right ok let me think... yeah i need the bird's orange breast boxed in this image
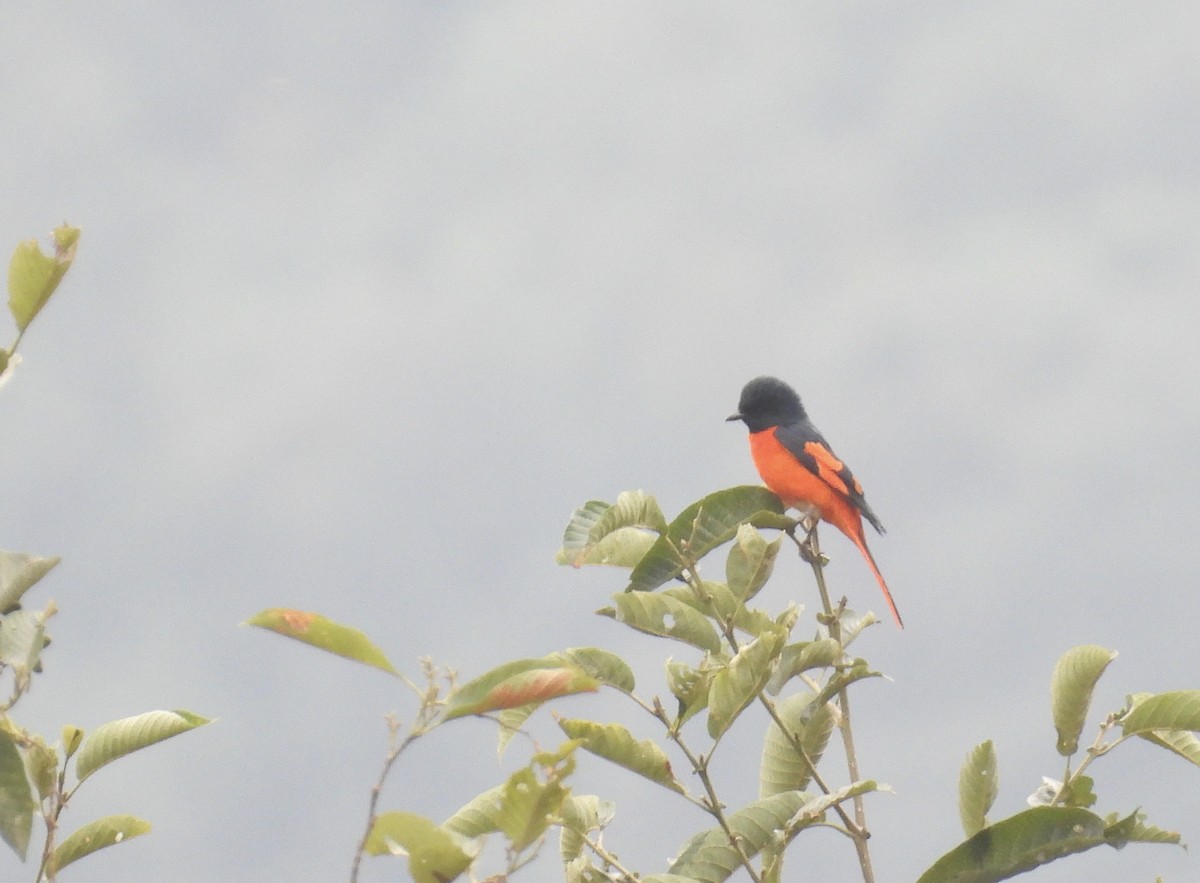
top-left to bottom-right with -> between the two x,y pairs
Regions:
748,429 -> 861,536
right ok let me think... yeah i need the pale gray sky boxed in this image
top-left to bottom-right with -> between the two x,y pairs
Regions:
2,4 -> 1198,881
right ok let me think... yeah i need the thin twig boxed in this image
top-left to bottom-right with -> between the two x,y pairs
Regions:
791,525 -> 876,883
1050,714 -> 1124,807
349,661 -> 444,882
572,828 -> 640,882
666,723 -> 763,883
349,716 -> 410,883
34,761 -> 72,882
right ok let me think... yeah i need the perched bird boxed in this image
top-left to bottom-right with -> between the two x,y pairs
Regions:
727,376 -> 902,628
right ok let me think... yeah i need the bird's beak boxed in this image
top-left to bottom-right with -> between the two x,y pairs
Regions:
726,412 -> 742,423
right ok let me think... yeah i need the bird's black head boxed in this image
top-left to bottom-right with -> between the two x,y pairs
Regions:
726,376 -> 806,432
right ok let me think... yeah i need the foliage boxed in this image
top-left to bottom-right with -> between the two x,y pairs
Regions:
0,228 -> 211,881
251,484 -> 1198,881
922,642 -> 1189,882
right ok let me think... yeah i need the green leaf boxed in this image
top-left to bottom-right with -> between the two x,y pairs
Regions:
707,627 -> 788,740
759,692 -> 836,797
670,792 -> 807,882
1058,774 -> 1096,808
74,709 -> 211,782
558,718 -> 684,794
51,815 -> 151,874
785,780 -> 880,832
0,608 -> 52,679
1050,645 -> 1117,756
664,581 -> 740,627
666,658 -> 715,726
558,793 -> 616,863
726,524 -> 782,602
498,760 -> 572,852
820,606 -> 877,646
557,500 -> 610,559
245,608 -> 398,675
442,785 -> 504,838
496,703 -> 541,758
23,734 -> 58,802
811,658 -> 881,709
444,658 -> 600,721
556,492 -> 664,568
1121,690 -> 1200,735
364,811 -> 477,882
667,787 -> 877,883
766,638 -> 841,694
576,528 -> 658,569
61,724 -> 84,759
958,741 -> 998,837
0,551 -> 60,612
8,226 -> 79,332
917,806 -> 1114,883
590,490 -> 669,539
547,647 -> 635,693
603,592 -> 722,653
1139,727 -> 1200,767
732,604 -> 780,639
0,729 -> 35,860
625,487 -> 794,593
1102,810 -> 1182,847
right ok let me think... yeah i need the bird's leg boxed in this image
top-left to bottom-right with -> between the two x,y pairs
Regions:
793,509 -> 823,564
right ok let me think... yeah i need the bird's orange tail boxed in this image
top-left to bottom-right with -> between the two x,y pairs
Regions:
849,532 -> 904,629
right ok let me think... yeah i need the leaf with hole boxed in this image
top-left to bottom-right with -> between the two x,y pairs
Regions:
603,592 -> 722,653
958,740 -> 998,837
51,815 -> 151,875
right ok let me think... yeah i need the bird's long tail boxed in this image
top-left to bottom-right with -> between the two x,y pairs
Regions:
849,532 -> 904,629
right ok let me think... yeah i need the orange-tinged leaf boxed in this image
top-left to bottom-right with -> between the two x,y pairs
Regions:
245,608 -> 397,675
444,658 -> 601,720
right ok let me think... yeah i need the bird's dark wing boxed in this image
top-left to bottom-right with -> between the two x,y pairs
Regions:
774,420 -> 885,534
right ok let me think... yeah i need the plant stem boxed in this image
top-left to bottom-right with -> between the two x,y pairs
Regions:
663,721 -> 763,883
794,525 -> 876,883
573,829 -> 640,882
349,717 -> 409,883
1051,715 -> 1123,807
349,661 -> 443,882
34,762 -> 72,883
757,693 -> 860,833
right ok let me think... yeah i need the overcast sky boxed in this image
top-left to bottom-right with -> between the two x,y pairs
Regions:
2,3 -> 1198,882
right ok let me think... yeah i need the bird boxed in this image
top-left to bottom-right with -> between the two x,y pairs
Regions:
727,375 -> 902,628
